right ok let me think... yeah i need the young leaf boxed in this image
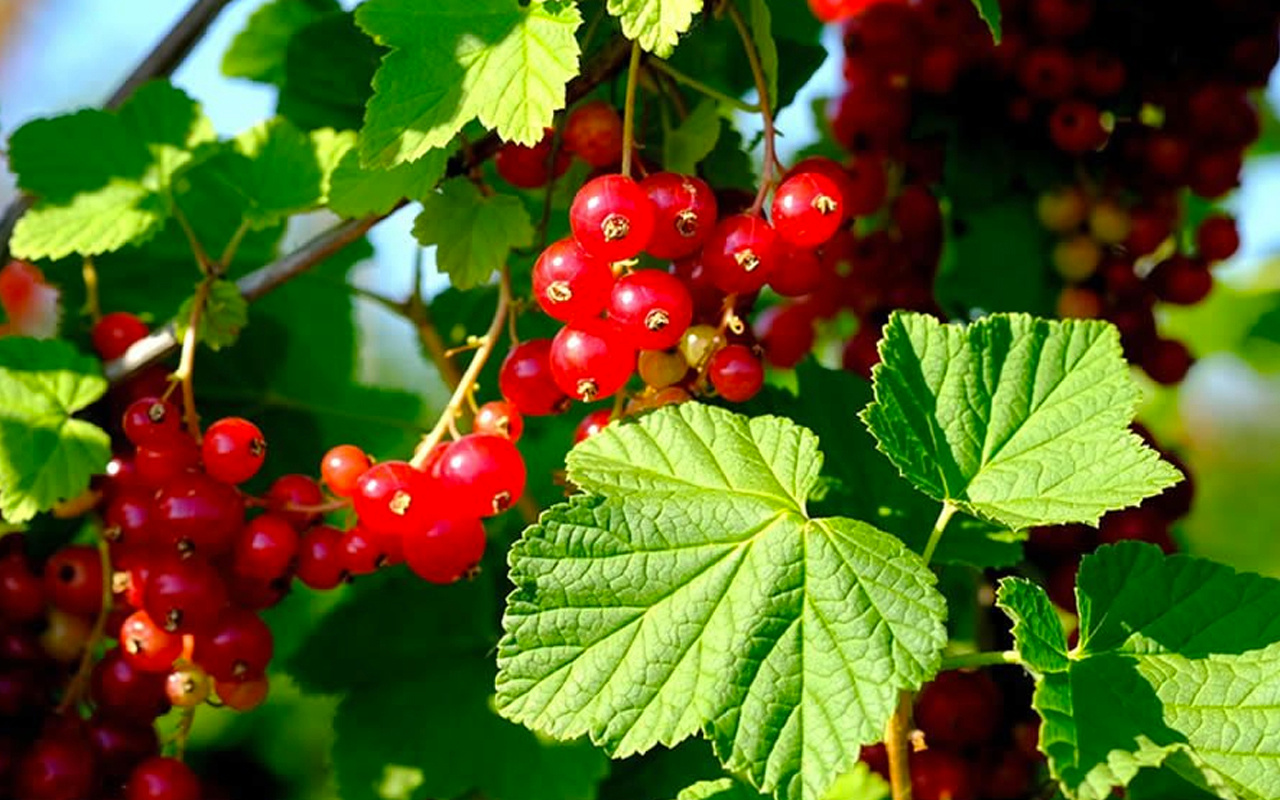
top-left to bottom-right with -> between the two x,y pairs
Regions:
221,0 -> 339,84
0,339 -> 111,523
328,143 -> 453,218
288,569 -> 609,800
175,280 -> 249,351
748,0 -> 779,105
607,0 -> 700,58
663,100 -> 722,176
497,403 -> 948,800
412,178 -> 534,289
969,0 -> 1002,42
356,0 -> 581,166
675,779 -> 767,800
10,82 -> 215,260
997,542 -> 1280,800
862,312 -> 1182,530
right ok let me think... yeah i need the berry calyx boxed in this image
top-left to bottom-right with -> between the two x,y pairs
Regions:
473,400 -> 524,442
702,214 -> 779,294
119,610 -> 184,673
771,172 -> 845,248
142,555 -> 228,634
153,472 -> 245,557
194,607 -> 274,681
122,397 -> 184,449
641,172 -> 718,259
569,174 -> 655,262
607,270 -> 695,351
532,238 -> 614,323
353,461 -> 435,536
202,417 -> 267,485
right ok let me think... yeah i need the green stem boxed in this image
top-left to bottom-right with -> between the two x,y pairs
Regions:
921,502 -> 958,566
620,40 -> 643,178
723,0 -> 777,215
940,650 -> 1019,671
647,58 -> 761,113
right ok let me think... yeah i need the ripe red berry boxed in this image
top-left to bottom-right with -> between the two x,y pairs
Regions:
143,555 -> 228,634
915,670 -> 1003,747
353,461 -> 435,536
910,749 -> 977,800
194,607 -> 274,681
122,397 -> 184,449
434,434 -> 527,518
473,400 -> 524,442
702,214 -> 779,294
87,715 -> 159,780
767,245 -> 825,298
338,526 -> 389,575
202,417 -> 267,485
574,409 -> 613,444
532,237 -> 615,323
0,558 -> 45,622
707,345 -> 765,403
153,471 -> 245,557
640,172 -> 718,259
1077,49 -> 1126,96
321,444 -> 371,498
758,304 -> 817,368
265,473 -> 325,529
232,513 -> 300,581
1149,256 -> 1213,305
570,174 -> 655,262
103,490 -> 158,547
1197,215 -> 1240,263
92,312 -> 149,360
563,100 -> 625,168
404,516 -> 487,584
499,339 -> 570,416
217,675 -> 269,711
771,172 -> 845,248
295,525 -> 347,590
550,318 -> 637,402
91,648 -> 170,720
842,325 -> 882,379
841,154 -> 889,217
607,270 -> 695,351
1049,99 -> 1108,153
125,756 -> 200,800
1017,46 -> 1077,100
120,609 -> 184,673
134,436 -> 201,488
1189,150 -> 1242,199
1141,338 -> 1194,385
1030,0 -> 1095,38
16,733 -> 97,800
43,544 -> 104,616
495,129 -> 571,189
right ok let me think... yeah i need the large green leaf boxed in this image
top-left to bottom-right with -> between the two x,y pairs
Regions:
221,0 -> 339,84
862,312 -> 1182,529
412,178 -> 534,289
969,0 -> 1002,41
328,144 -> 453,218
607,0 -> 701,58
998,542 -> 1280,800
497,403 -> 947,800
664,100 -> 722,175
277,11 -> 383,131
356,0 -> 581,166
0,339 -> 111,523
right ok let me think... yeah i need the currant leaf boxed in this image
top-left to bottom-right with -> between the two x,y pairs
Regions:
969,0 -> 1002,42
355,0 -> 581,166
221,0 -> 339,84
0,338 -> 111,523
862,312 -> 1182,530
10,82 -> 215,260
663,99 -> 722,176
497,403 -> 947,800
412,178 -> 534,290
328,143 -> 454,218
748,0 -> 779,105
175,280 -> 249,351
606,0 -> 700,58
997,542 -> 1280,800
277,11 -> 383,132
675,779 -> 766,800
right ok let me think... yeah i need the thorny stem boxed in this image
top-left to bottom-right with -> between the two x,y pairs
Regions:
723,0 -> 778,215
408,269 -> 512,471
648,58 -> 761,113
939,650 -> 1019,671
82,257 -> 101,323
620,41 -> 644,179
57,534 -> 112,714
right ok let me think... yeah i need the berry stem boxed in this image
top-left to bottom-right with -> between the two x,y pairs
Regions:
172,203 -> 215,275
56,533 -> 113,714
723,0 -> 777,216
218,218 -> 253,273
885,690 -> 914,800
648,58 -> 762,113
173,277 -> 213,441
409,268 -> 512,471
620,40 -> 643,179
921,502 -> 958,565
81,256 -> 102,323
173,705 -> 197,761
939,650 -> 1020,671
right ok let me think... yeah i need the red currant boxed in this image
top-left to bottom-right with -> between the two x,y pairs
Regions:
404,516 -> 487,584
92,312 -> 149,360
768,245 -> 825,298
499,339 -> 570,416
0,558 -> 44,622
122,397 -> 184,449
842,325 -> 882,379
338,526 -> 390,575
570,174 -> 655,261
194,607 -> 274,681
321,444 -> 371,498
43,544 -> 103,616
142,555 -> 228,634
1141,338 -> 1194,385
1077,49 -> 1126,96
640,172 -> 718,260
550,318 -> 637,402
473,400 -> 524,442
202,417 -> 267,485
134,436 -> 200,488
1189,149 -> 1242,199
434,434 -> 527,517
607,270 -> 694,351
494,129 -> 571,189
232,513 -> 299,581
1049,99 -> 1108,153
758,304 -> 817,369
915,670 -> 1003,746
217,675 -> 269,711
16,733 -> 97,800
353,461 -> 434,536
574,409 -> 613,444
1149,256 -> 1213,305
265,473 -> 325,529
564,100 -> 624,168
1197,214 -> 1240,262
771,172 -> 845,248
91,648 -> 170,720
295,525 -> 347,590
165,662 -> 211,707
532,237 -> 615,323
1030,0 -> 1094,38
153,471 -> 245,557
1017,45 -> 1077,100
120,609 -> 183,673
702,214 -> 779,294
910,749 -> 977,800
707,345 -> 765,403
125,756 -> 200,800
103,490 -> 157,547
87,715 -> 159,780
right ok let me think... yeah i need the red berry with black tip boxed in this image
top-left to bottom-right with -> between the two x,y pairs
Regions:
404,516 -> 487,584
194,607 -> 274,682
122,397 -> 184,449
434,434 -> 527,518
607,270 -> 694,351
570,174 -> 655,262
142,555 -> 228,635
119,609 -> 183,673
103,490 -> 157,548
641,172 -> 718,259
202,417 -> 267,485
532,238 -> 615,323
43,544 -> 104,616
153,471 -> 245,557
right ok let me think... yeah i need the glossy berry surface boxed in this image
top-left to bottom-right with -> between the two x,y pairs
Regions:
134,436 -> 200,488
768,244 -> 824,298
771,172 -> 845,248
473,400 -> 524,442
499,339 -> 570,416
125,756 -> 201,800
265,473 -> 325,528
91,649 -> 170,719
42,544 -> 103,616
707,345 -> 765,403
702,214 -> 779,294
231,513 -> 300,581
607,270 -> 694,351
195,607 -> 274,681
532,237 -> 614,323
217,676 -> 270,711
295,525 -> 347,590
569,174 -> 655,262
494,129 -> 570,189
574,409 -> 613,444
353,461 -> 435,536
434,434 -> 527,518
201,417 -> 267,484
339,526 -> 388,575
122,397 -> 183,449
563,100 -> 624,168
550,318 -> 637,402
16,734 -> 97,800
142,555 -> 228,634
92,311 -> 149,360
641,172 -> 718,259
119,609 -> 184,673
321,444 -> 371,498
153,471 -> 245,556
404,516 -> 487,584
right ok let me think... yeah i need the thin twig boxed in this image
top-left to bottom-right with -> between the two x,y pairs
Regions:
174,278 -> 212,439
648,58 -> 760,113
723,0 -> 778,215
620,41 -> 643,179
885,691 -> 914,800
